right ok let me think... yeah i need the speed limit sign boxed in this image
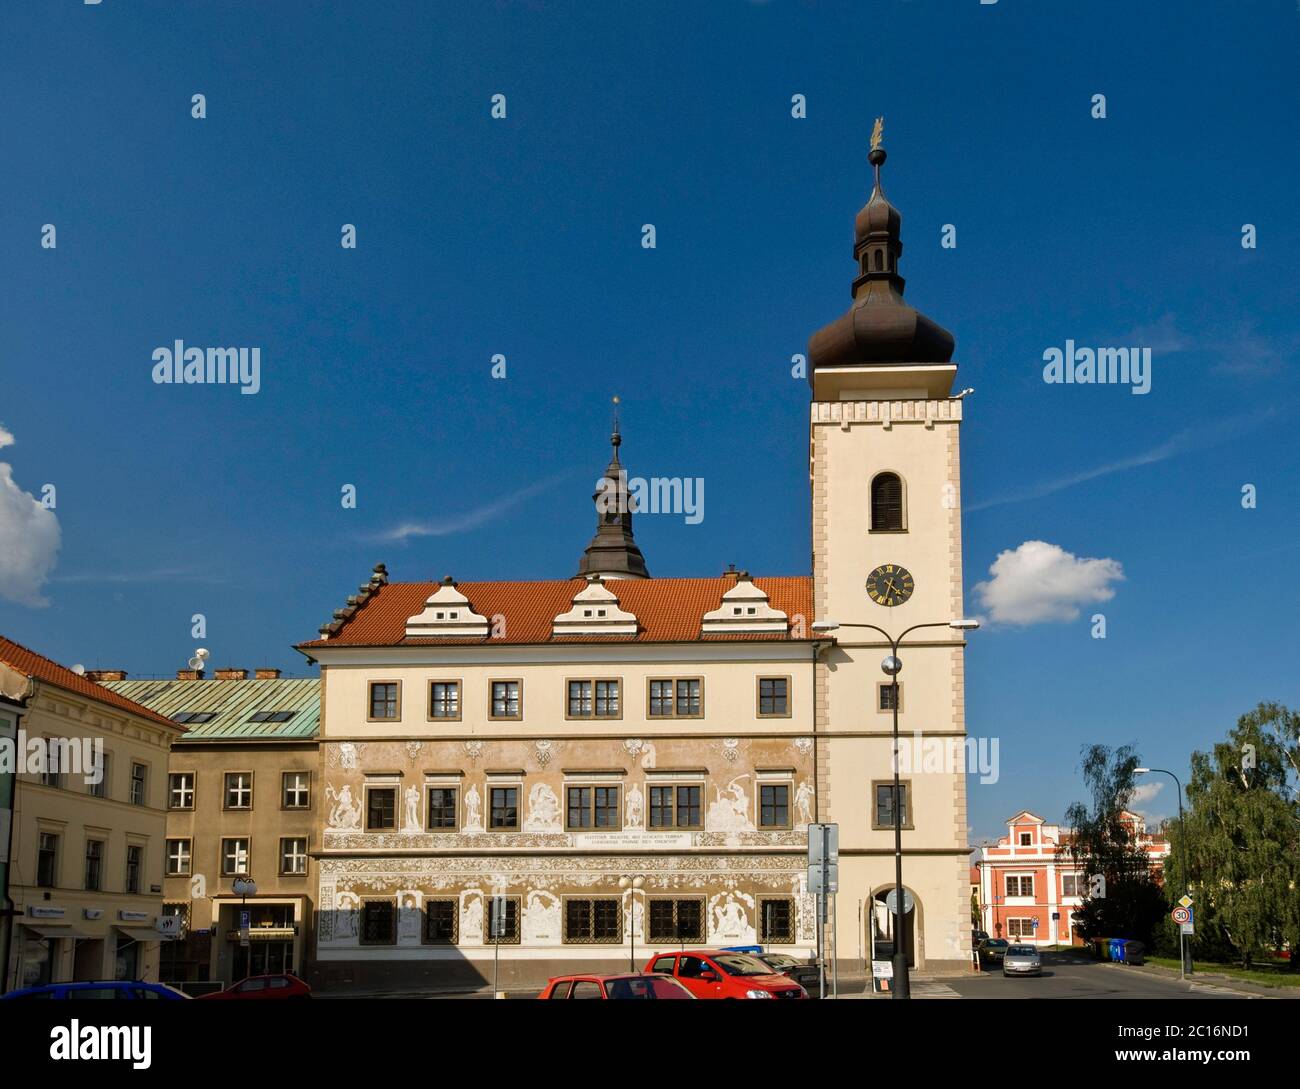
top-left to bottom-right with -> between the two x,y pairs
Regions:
1171,906 -> 1191,924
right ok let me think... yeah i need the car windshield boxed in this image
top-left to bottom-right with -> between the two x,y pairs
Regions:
1007,946 -> 1037,956
605,977 -> 692,1000
761,954 -> 798,969
984,939 -> 1009,949
713,954 -> 775,976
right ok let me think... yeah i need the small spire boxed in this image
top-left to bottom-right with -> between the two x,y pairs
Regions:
576,409 -> 649,580
609,395 -> 622,465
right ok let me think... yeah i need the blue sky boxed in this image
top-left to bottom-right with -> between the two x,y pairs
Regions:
1,1 -> 1296,843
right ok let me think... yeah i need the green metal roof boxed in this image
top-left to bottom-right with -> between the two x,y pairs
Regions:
101,678 -> 319,740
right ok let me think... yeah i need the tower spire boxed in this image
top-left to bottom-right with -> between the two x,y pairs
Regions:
575,401 -> 650,580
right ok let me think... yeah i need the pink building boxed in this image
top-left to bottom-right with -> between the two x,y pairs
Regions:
974,810 -> 1170,946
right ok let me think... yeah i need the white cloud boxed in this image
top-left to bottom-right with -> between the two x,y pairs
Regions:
973,540 -> 1123,625
1129,781 -> 1163,806
375,474 -> 568,543
0,424 -> 61,607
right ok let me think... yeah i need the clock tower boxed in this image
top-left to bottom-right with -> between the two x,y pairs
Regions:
808,126 -> 972,973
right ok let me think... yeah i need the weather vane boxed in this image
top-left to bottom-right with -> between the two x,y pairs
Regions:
870,116 -> 884,151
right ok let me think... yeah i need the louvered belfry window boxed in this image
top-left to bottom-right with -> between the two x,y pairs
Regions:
871,472 -> 904,531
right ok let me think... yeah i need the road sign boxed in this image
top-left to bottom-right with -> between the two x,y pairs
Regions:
239,909 -> 250,948
1177,894 -> 1194,909
807,823 -> 839,865
1180,921 -> 1194,935
1031,917 -> 1040,930
807,863 -> 838,894
884,888 -> 915,915
1171,906 -> 1191,925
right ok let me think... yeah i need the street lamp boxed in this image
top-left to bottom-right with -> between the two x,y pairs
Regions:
231,874 -> 257,981
1134,767 -> 1191,979
813,617 -> 979,999
618,876 -> 645,972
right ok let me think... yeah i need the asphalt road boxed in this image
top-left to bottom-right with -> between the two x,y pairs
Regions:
944,950 -> 1251,1000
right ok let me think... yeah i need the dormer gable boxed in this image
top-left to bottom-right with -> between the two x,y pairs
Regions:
552,577 -> 638,636
404,577 -> 490,638
701,573 -> 789,634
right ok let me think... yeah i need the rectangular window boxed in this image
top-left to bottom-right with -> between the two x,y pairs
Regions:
89,753 -> 109,798
873,782 -> 910,829
1007,918 -> 1033,940
125,845 -> 142,894
429,681 -> 461,720
484,897 -> 520,944
423,899 -> 458,944
366,787 -> 396,831
84,840 -> 103,891
427,787 -> 459,830
37,833 -> 58,887
361,900 -> 396,945
648,784 -> 702,829
166,838 -> 191,877
168,772 -> 194,810
1006,875 -> 1034,898
759,898 -> 795,943
758,677 -> 790,717
224,772 -> 253,810
489,786 -> 519,830
647,898 -> 705,943
760,784 -> 790,829
567,679 -> 620,718
282,771 -> 310,809
280,837 -> 308,875
648,678 -> 703,718
1061,874 -> 1080,898
1019,832 -> 1033,846
369,682 -> 400,720
878,683 -> 902,712
221,838 -> 250,876
566,785 -> 620,830
129,762 -> 147,805
40,739 -> 64,788
563,898 -> 622,944
490,680 -> 521,719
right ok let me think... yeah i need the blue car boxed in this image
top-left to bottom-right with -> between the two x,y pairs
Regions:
3,979 -> 190,1000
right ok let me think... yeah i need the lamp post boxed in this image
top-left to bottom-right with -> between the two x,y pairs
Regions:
618,876 -> 645,971
231,874 -> 257,982
1135,767 -> 1191,979
814,617 -> 979,999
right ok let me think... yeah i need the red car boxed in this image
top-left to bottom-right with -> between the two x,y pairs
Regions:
644,950 -> 807,999
198,972 -> 312,1000
538,973 -> 694,1000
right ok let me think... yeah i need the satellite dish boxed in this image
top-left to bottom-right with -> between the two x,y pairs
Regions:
187,657 -> 205,671
194,648 -> 210,661
71,664 -> 86,676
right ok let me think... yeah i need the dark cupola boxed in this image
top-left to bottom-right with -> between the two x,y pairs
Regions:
575,407 -> 650,580
808,119 -> 955,373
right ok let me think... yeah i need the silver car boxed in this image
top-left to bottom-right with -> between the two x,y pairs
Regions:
1001,944 -> 1042,977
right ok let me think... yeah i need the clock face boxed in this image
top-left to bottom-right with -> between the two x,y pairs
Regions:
867,563 -> 914,607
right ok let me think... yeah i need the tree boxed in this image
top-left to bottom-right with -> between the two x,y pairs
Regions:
1063,744 -> 1168,947
1173,702 -> 1300,969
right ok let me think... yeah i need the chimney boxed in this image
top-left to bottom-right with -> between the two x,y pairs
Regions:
176,669 -> 204,681
85,670 -> 128,682
254,668 -> 281,680
214,668 -> 249,681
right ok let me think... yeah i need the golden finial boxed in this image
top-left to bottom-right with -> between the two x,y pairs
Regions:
870,116 -> 884,152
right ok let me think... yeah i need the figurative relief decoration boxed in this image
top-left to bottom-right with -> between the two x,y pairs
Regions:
522,890 -> 561,944
327,742 -> 364,769
720,737 -> 741,763
794,780 -> 815,829
463,784 -> 485,832
623,738 -> 656,768
337,892 -> 360,940
795,874 -> 817,943
625,782 -> 645,830
533,739 -> 557,768
326,783 -> 362,830
706,775 -> 754,832
792,737 -> 814,757
622,888 -> 645,939
402,785 -> 422,832
708,890 -> 756,942
524,783 -> 563,832
459,889 -> 484,943
405,740 -> 424,761
463,740 -> 484,762
398,891 -> 422,944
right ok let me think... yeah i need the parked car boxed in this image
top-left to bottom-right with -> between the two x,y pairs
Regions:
3,980 -> 190,1000
538,973 -> 694,999
644,949 -> 807,999
976,938 -> 1010,968
197,972 -> 312,999
1001,944 -> 1042,977
753,952 -> 822,997
971,929 -> 990,950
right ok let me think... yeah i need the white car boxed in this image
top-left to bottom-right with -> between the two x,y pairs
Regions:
1002,944 -> 1042,977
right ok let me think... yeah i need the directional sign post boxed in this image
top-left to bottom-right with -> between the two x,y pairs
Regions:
808,824 -> 839,1000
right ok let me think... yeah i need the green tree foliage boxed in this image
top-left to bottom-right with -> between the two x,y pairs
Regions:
1173,702 -> 1300,969
1064,744 -> 1168,947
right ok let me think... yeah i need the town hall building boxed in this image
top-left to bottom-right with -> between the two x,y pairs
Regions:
298,131 -> 974,989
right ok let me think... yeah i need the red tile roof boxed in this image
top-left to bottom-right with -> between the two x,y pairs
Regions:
0,634 -> 183,731
298,576 -> 815,648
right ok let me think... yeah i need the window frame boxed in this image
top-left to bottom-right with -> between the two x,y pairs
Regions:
359,898 -> 397,946
168,771 -> 195,811
83,838 -> 104,891
1005,874 -> 1035,899
426,785 -> 460,832
427,680 -> 463,722
646,677 -> 704,719
129,761 -> 149,806
877,681 -> 903,713
221,837 -> 251,877
488,678 -> 523,721
422,898 -> 459,945
367,680 -> 402,722
647,783 -> 703,830
365,785 -> 398,832
88,750 -> 110,799
564,783 -> 622,832
165,837 -> 192,877
488,784 -> 521,831
869,470 -> 907,533
37,831 -> 59,888
223,771 -> 254,811
756,675 -> 792,719
279,836 -> 309,876
758,782 -> 792,830
871,780 -> 913,830
757,896 -> 796,943
646,896 -> 706,944
562,895 -> 624,945
483,895 -> 521,945
564,677 -> 624,721
281,770 -> 310,810
124,844 -> 143,894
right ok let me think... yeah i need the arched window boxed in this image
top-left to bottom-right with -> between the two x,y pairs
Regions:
870,472 -> 904,531
874,249 -> 883,271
